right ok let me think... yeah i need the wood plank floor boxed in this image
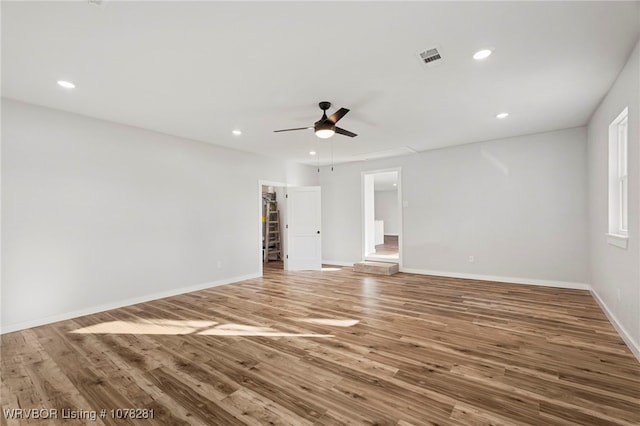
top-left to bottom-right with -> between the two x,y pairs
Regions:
374,236 -> 398,257
2,264 -> 639,425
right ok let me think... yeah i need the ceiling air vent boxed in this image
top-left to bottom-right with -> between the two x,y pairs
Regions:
418,47 -> 443,67
88,0 -> 107,8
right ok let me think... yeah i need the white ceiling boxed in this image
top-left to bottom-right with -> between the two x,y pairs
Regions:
3,1 -> 639,166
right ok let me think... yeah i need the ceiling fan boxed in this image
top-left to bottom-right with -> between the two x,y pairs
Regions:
274,101 -> 357,139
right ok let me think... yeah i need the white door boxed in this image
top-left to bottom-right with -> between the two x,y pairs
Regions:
286,186 -> 321,271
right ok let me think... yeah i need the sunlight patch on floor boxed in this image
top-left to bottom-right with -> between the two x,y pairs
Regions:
70,319 -> 217,335
70,319 -> 334,337
198,323 -> 333,337
295,318 -> 359,327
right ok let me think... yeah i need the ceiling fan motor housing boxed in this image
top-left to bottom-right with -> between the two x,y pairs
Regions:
315,120 -> 335,133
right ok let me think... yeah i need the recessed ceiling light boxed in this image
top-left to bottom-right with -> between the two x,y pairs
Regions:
496,112 -> 509,119
393,183 -> 397,187
232,129 -> 242,136
309,151 -> 317,156
57,80 -> 76,89
473,49 -> 492,60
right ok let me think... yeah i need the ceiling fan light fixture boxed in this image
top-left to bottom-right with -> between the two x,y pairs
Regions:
315,128 -> 335,139
315,121 -> 335,139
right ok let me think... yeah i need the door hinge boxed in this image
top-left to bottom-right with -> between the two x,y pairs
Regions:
286,224 -> 288,229
285,194 -> 288,198
286,254 -> 288,259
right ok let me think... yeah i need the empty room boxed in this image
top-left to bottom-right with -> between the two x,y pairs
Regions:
1,1 -> 639,425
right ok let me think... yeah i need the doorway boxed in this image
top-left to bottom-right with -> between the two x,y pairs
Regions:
362,168 -> 402,264
259,182 -> 287,273
258,181 -> 323,275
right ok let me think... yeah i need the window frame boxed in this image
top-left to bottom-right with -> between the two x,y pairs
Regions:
607,107 -> 629,248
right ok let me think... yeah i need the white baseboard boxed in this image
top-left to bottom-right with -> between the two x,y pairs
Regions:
322,260 -> 355,267
399,267 -> 590,290
590,288 -> 640,362
0,273 -> 260,335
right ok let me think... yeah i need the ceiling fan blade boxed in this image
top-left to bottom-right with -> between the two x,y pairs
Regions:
326,108 -> 350,124
273,127 -> 312,133
335,127 -> 357,138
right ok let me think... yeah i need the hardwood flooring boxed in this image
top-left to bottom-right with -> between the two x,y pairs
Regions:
2,264 -> 639,425
374,235 -> 398,257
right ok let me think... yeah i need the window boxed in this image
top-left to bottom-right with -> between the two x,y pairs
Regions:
607,107 -> 628,248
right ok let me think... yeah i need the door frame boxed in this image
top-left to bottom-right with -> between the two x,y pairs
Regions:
257,180 -> 288,277
361,167 -> 403,268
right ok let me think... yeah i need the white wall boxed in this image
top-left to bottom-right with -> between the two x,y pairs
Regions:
587,40 -> 640,356
1,99 -> 317,332
375,190 -> 399,235
322,127 -> 589,287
